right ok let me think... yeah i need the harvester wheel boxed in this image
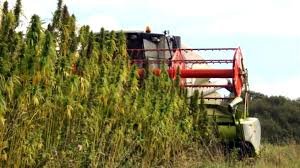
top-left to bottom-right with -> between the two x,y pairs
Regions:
238,141 -> 256,158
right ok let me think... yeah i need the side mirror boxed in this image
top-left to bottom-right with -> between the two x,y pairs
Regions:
228,96 -> 243,111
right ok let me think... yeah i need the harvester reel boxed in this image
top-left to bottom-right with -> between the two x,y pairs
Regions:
168,47 -> 246,98
232,47 -> 245,97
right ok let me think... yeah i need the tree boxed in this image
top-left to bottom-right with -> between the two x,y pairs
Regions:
13,0 -> 22,27
249,91 -> 300,143
0,1 -> 220,166
50,0 -> 63,32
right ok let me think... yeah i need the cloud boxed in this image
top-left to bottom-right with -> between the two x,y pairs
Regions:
251,77 -> 300,99
136,0 -> 300,36
208,1 -> 300,36
6,0 -> 56,20
6,0 -> 300,36
145,0 -> 300,36
83,15 -> 120,31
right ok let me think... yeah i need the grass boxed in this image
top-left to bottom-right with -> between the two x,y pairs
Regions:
173,142 -> 300,168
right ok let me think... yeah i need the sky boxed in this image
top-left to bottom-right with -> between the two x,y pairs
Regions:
4,0 -> 300,99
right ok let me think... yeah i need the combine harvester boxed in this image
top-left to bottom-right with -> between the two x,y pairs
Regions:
126,28 -> 261,156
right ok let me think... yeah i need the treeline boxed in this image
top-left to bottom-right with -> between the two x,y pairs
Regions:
249,92 -> 300,143
0,0 -> 212,167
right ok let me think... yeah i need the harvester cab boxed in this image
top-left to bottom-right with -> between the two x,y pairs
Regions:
126,30 -> 261,156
